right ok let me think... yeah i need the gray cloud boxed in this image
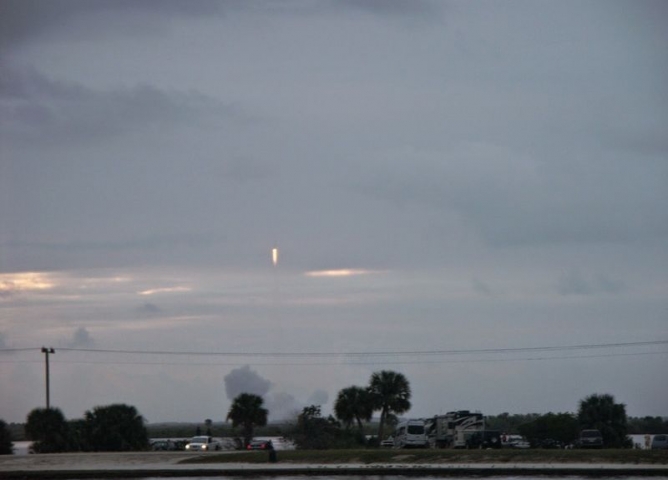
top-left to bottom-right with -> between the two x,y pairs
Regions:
349,142 -> 668,249
0,66 -> 233,148
223,365 -> 272,401
472,279 -> 493,296
333,0 -> 439,17
557,270 -> 627,296
0,0 -> 666,424
137,303 -> 162,316
67,327 -> 95,348
264,392 -> 302,422
307,389 -> 329,407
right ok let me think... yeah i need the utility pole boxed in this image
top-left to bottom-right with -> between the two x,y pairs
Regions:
41,347 -> 55,409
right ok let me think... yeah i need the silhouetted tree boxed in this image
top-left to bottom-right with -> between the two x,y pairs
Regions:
486,412 -> 541,434
517,412 -> 579,446
83,404 -> 149,451
226,393 -> 268,447
368,370 -> 411,440
578,393 -> 630,448
628,416 -> 668,434
0,420 -> 13,455
25,408 -> 71,453
290,405 -> 360,449
334,386 -> 374,431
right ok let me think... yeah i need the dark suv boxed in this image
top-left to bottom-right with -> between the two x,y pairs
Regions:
578,429 -> 603,448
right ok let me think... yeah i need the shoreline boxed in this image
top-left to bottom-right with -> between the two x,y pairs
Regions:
3,465 -> 668,479
1,452 -> 668,478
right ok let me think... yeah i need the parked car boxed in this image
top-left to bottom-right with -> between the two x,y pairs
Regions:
536,438 -> 564,449
247,439 -> 273,450
151,439 -> 177,451
467,430 -> 502,449
510,439 -> 531,449
185,436 -> 222,452
578,429 -> 603,449
380,436 -> 395,447
651,435 -> 668,450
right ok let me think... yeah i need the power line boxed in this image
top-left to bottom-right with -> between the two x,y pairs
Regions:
57,339 -> 668,357
2,339 -> 666,358
1,349 -> 666,367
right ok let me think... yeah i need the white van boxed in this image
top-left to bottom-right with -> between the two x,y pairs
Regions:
393,419 -> 428,448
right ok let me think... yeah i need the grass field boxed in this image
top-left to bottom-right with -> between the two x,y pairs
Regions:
181,448 -> 668,465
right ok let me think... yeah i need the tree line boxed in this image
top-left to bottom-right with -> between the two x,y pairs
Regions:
1,369 -> 666,454
2,404 -> 149,454
217,371 -> 653,450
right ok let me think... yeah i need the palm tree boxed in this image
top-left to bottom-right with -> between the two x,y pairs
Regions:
368,370 -> 411,440
226,393 -> 268,447
334,386 -> 374,431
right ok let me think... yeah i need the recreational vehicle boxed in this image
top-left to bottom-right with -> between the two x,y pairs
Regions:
393,419 -> 428,448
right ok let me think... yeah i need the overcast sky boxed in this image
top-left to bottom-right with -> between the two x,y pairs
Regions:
1,0 -> 666,425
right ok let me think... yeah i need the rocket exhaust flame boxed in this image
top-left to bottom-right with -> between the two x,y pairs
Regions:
272,248 -> 278,266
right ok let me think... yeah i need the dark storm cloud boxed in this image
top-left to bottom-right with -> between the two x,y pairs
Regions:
333,0 -> 439,17
0,0 -> 441,52
0,0 -> 226,49
0,65 -> 232,148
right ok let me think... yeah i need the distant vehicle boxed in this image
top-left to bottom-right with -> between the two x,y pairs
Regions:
151,439 -> 177,451
185,436 -> 222,452
651,435 -> 668,450
578,429 -> 603,449
380,436 -> 395,447
393,419 -> 429,448
536,438 -> 564,449
510,438 -> 531,449
426,410 -> 485,448
467,430 -> 502,449
501,434 -> 523,448
247,439 -> 273,450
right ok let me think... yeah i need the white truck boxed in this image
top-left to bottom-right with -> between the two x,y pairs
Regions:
185,435 -> 222,452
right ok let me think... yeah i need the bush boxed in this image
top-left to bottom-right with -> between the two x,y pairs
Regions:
0,420 -> 13,455
25,408 -> 71,453
288,405 -> 367,450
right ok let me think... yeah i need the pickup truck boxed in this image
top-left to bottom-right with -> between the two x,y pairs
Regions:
185,436 -> 222,452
